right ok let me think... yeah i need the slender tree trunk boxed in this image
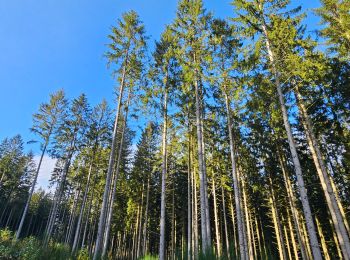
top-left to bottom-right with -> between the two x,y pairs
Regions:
296,89 -> 350,259
194,66 -> 209,252
221,185 -> 231,259
260,21 -> 322,259
93,51 -> 128,260
287,211 -> 299,260
65,187 -> 80,244
72,158 -> 94,252
102,90 -> 131,258
142,176 -> 150,256
254,214 -> 262,259
16,142 -> 48,239
249,211 -> 257,259
159,71 -> 168,260
242,178 -> 253,260
187,124 -> 192,260
193,163 -> 199,259
277,148 -> 308,260
224,91 -> 247,260
269,191 -> 287,260
44,146 -> 74,246
330,217 -> 344,259
212,178 -> 221,257
315,216 -> 331,260
229,193 -> 238,258
200,109 -> 211,248
171,186 -> 175,259
282,216 -> 292,260
137,184 -> 145,259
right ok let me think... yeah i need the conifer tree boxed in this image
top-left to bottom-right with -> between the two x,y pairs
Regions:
173,0 -> 212,252
94,10 -> 147,259
16,90 -> 67,240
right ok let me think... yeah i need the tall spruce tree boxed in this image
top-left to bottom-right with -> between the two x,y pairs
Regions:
94,10 -> 147,259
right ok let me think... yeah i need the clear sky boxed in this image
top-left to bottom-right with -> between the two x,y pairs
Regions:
0,0 -> 321,189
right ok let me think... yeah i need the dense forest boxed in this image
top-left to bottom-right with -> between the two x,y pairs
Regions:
0,0 -> 349,259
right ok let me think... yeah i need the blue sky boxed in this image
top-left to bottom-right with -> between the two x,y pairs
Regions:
0,0 -> 320,188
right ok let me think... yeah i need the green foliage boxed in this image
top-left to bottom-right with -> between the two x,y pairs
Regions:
315,0 -> 350,59
76,248 -> 90,260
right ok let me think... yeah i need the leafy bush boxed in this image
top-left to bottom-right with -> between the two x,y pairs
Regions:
17,237 -> 42,260
0,229 -> 76,260
77,247 -> 90,260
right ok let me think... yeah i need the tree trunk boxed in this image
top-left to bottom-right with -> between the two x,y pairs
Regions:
194,64 -> 209,252
187,124 -> 192,260
102,90 -> 131,258
315,216 -> 331,260
277,148 -> 308,260
287,211 -> 299,260
137,184 -> 145,259
221,184 -> 231,259
212,178 -> 221,257
296,88 -> 350,259
261,21 -> 322,259
224,91 -> 247,260
72,159 -> 94,252
65,187 -> 80,244
193,162 -> 199,259
159,71 -> 168,260
93,51 -> 128,260
229,193 -> 238,258
16,142 -> 48,239
142,176 -> 150,256
44,145 -> 75,246
282,216 -> 293,260
242,178 -> 253,260
269,191 -> 287,260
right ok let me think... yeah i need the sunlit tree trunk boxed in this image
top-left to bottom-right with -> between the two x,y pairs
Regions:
296,88 -> 350,259
159,72 -> 168,260
260,18 -> 322,259
187,123 -> 192,260
268,176 -> 287,260
242,178 -> 253,260
282,216 -> 292,260
102,91 -> 131,258
193,58 -> 209,252
315,216 -> 331,260
193,162 -> 199,259
212,178 -> 221,257
224,90 -> 247,260
72,158 -> 94,252
221,184 -> 231,259
16,140 -> 49,239
287,211 -> 299,260
93,51 -> 128,260
277,149 -> 308,260
229,193 -> 238,258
